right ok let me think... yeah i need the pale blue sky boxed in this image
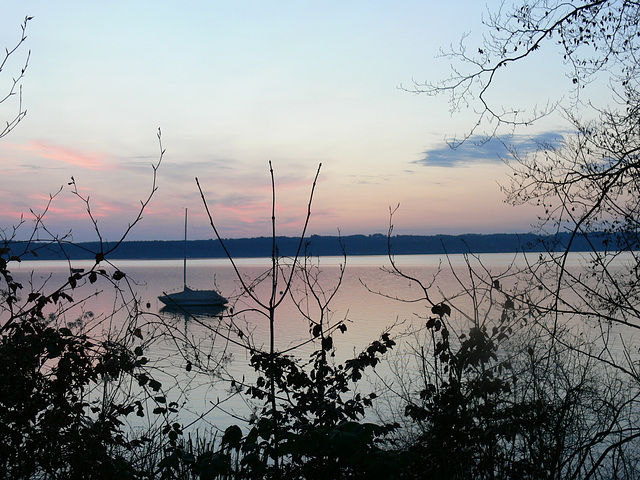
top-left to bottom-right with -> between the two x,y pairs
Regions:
0,1 -> 578,242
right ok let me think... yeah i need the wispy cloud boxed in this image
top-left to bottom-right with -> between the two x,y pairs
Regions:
18,163 -> 60,171
346,174 -> 388,185
415,131 -> 566,168
16,140 -> 112,170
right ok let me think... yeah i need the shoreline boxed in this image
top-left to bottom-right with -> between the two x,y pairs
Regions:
4,232 -> 622,261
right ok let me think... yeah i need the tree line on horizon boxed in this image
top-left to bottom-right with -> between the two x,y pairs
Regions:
7,231 -> 619,260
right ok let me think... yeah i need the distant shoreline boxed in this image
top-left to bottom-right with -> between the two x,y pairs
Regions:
5,232 -> 622,261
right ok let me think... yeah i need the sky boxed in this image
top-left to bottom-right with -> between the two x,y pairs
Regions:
0,1 -> 581,242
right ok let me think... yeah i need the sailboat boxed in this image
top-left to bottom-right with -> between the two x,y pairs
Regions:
158,209 -> 228,308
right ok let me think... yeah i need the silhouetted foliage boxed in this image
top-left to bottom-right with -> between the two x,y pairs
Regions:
7,4 -> 640,475
413,1 -> 640,475
0,132 -> 178,479
154,164 -> 407,479
205,333 -> 403,480
373,210 -> 640,479
411,0 -> 640,142
0,297 -> 147,479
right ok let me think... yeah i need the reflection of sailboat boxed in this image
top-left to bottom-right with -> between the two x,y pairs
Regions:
158,209 -> 227,308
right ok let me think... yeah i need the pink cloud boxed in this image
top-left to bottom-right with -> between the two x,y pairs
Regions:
10,191 -> 131,225
16,140 -> 112,170
213,203 -> 271,227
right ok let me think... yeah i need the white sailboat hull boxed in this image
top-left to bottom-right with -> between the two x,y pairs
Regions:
159,286 -> 227,307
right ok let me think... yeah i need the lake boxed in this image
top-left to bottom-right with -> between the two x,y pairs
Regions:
8,252 -> 635,434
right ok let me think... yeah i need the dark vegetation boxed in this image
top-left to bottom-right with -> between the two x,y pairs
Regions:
3,2 -> 640,478
7,231 -> 622,260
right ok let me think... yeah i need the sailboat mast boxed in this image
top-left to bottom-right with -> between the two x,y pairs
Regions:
183,208 -> 187,289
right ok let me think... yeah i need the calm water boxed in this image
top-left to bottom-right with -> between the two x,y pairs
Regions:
8,253 -> 635,433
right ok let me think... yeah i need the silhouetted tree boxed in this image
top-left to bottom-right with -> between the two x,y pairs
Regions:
0,132 -> 178,479
379,244 -> 640,479
0,15 -> 31,139
419,0 -> 640,383
408,1 -> 640,475
409,0 -> 640,143
152,164 -> 406,479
